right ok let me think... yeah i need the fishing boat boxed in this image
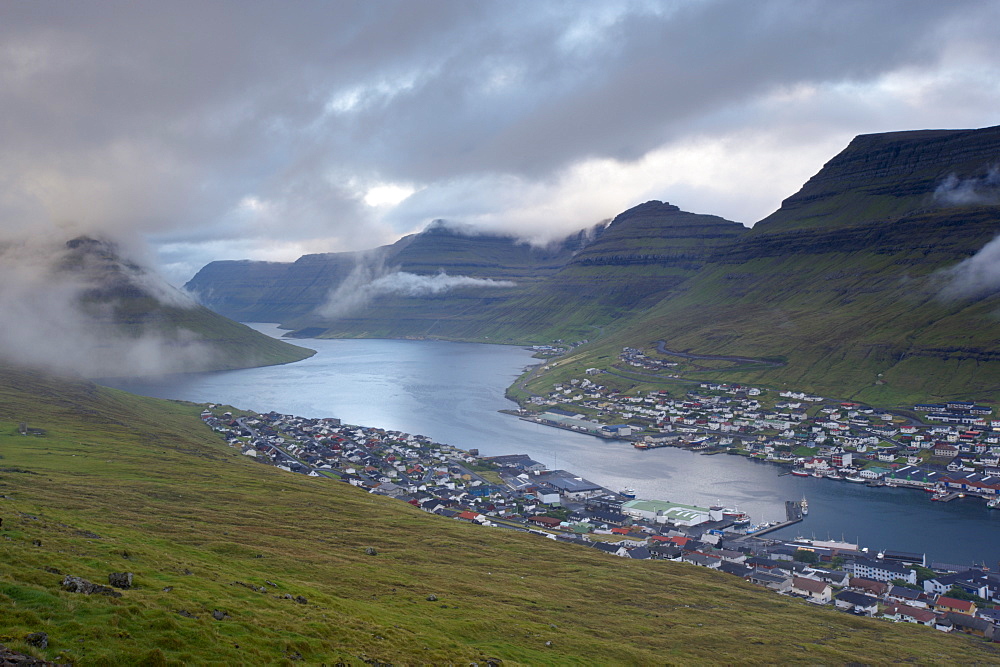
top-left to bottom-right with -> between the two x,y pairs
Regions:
619,487 -> 637,499
825,472 -> 842,481
800,496 -> 809,515
722,507 -> 751,524
844,474 -> 865,483
988,497 -> 1000,509
790,468 -> 810,477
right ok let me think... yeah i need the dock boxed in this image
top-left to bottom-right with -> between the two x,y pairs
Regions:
747,500 -> 804,537
932,491 -> 964,502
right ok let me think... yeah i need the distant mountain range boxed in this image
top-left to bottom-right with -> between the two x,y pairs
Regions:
186,125 -> 1000,404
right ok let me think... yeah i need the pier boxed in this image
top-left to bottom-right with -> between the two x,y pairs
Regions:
747,500 -> 804,537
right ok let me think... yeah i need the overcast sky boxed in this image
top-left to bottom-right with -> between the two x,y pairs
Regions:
3,0 -> 1000,284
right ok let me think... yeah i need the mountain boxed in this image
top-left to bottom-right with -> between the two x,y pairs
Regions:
558,125 -> 1000,405
0,367 -> 993,663
186,205 -> 745,343
186,124 -> 1000,405
0,237 -> 314,377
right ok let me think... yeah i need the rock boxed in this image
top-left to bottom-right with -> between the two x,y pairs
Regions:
44,567 -> 61,575
265,580 -> 278,587
295,595 -> 307,605
545,641 -> 553,647
31,539 -> 41,547
61,575 -> 122,598
108,572 -> 133,589
365,547 -> 378,556
24,632 -> 48,649
162,586 -> 174,593
425,594 -> 438,601
0,643 -> 48,665
212,610 -> 227,621
177,609 -> 196,618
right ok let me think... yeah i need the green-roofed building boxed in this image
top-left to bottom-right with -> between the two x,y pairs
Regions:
622,499 -> 716,526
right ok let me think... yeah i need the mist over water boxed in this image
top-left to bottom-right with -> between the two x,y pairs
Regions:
102,324 -> 1000,567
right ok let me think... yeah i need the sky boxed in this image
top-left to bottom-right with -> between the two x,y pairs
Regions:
3,0 -> 1000,285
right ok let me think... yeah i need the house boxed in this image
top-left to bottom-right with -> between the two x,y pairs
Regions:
936,596 -> 977,616
834,590 -> 878,616
947,612 -> 997,640
886,585 -> 928,608
849,577 -> 889,597
749,571 -> 791,593
792,576 -> 832,604
882,603 -> 936,626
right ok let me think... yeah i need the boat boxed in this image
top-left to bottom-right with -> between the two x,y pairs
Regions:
844,474 -> 865,483
790,468 -> 810,477
619,487 -> 637,499
931,490 -> 949,501
722,507 -> 751,524
825,472 -> 842,481
988,497 -> 1000,509
800,496 -> 809,515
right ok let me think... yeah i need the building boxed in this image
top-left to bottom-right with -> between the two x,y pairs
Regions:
791,576 -> 832,604
846,558 -> 917,585
622,499 -> 714,526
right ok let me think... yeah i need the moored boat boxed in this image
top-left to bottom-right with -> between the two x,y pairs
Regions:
619,487 -> 637,499
790,468 -> 809,477
800,496 -> 809,515
844,474 -> 865,483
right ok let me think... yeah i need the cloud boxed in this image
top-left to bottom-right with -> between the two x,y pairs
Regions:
317,255 -> 516,319
933,166 -> 1000,206
939,233 -> 1000,300
0,237 -> 218,378
0,0 -> 998,285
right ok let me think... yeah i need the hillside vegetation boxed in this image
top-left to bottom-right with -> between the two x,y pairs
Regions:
1,367 -> 996,663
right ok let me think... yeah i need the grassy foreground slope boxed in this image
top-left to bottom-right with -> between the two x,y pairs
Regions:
1,369 -> 997,663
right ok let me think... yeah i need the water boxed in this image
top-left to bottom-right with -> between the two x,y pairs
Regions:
102,324 -> 999,567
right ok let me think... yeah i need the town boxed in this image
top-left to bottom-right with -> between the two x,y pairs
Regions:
201,400 -> 1000,643
515,347 -> 1000,505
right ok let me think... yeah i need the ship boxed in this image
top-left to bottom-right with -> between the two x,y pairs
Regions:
800,496 -> 809,515
844,474 -> 865,483
988,497 -> 1000,509
790,468 -> 810,477
722,507 -> 751,524
619,487 -> 637,499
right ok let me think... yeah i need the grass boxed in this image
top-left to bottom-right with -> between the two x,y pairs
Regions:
1,366 -> 999,663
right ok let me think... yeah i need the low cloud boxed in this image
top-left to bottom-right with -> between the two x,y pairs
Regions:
938,233 -> 1000,300
933,166 -> 1000,206
0,237 -> 217,378
317,256 -> 516,319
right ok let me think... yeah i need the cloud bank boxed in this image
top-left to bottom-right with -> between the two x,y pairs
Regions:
0,238 -> 216,378
2,0 -> 999,284
934,167 -> 1000,206
317,257 -> 516,319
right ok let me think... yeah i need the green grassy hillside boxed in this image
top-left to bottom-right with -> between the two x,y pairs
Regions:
1,367 -> 994,664
530,127 -> 1000,406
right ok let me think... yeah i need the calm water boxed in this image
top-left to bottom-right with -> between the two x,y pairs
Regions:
102,324 -> 999,567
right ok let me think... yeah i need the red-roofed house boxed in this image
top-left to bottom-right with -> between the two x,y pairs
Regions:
936,596 -> 976,616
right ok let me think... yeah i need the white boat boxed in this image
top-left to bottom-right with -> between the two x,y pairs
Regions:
619,487 -> 636,499
844,474 -> 865,483
800,496 -> 809,515
988,497 -> 1000,509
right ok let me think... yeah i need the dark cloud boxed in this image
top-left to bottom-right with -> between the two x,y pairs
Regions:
1,0 -> 999,283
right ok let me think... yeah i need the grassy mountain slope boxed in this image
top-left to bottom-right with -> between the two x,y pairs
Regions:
1,368 -> 994,664
541,127 -> 1000,405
